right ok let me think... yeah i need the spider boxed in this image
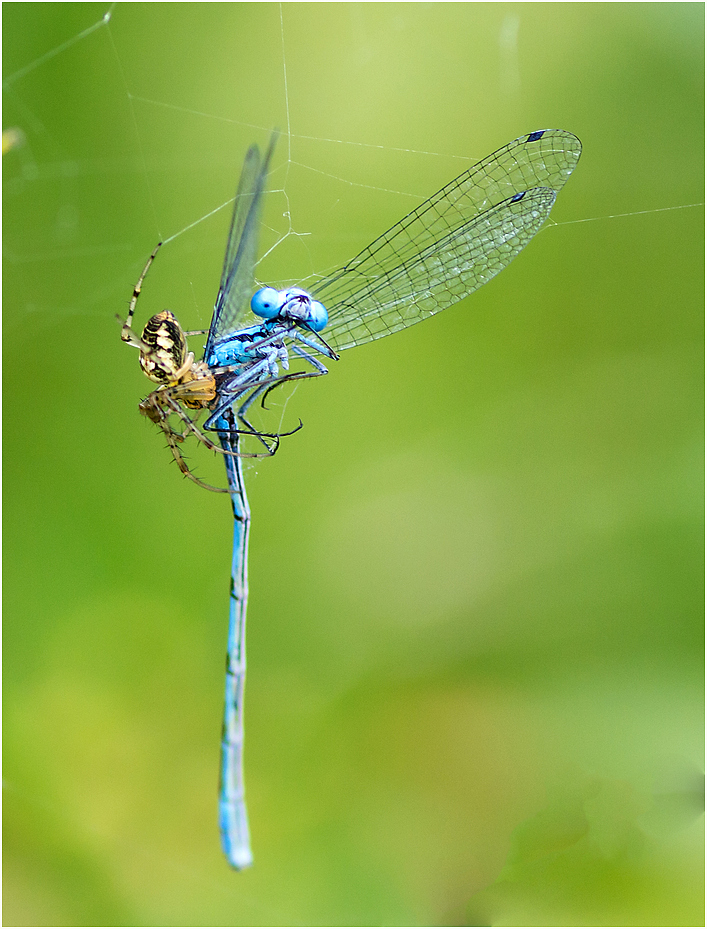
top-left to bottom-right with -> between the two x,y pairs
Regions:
118,242 -> 307,493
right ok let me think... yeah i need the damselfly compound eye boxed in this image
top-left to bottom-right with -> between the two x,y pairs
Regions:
251,287 -> 282,319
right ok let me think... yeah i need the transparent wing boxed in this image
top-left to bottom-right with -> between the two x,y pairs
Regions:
313,129 -> 582,351
205,132 -> 277,357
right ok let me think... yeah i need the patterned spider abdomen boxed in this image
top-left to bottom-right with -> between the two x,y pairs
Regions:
139,310 -> 187,383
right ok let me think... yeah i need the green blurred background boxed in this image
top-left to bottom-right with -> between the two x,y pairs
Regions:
3,3 -> 703,926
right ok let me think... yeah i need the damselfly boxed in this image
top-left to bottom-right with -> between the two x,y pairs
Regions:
120,128 -> 581,869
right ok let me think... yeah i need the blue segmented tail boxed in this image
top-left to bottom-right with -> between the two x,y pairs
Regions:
217,417 -> 253,869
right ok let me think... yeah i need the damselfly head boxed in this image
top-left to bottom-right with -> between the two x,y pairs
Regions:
251,286 -> 328,333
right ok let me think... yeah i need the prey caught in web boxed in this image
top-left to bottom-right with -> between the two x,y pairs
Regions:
120,128 -> 581,494
120,127 -> 582,870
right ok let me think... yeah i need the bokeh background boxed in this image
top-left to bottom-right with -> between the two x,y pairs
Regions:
3,3 -> 703,926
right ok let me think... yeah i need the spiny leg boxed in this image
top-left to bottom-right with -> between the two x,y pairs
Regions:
208,377 -> 306,454
204,379 -> 282,455
140,391 -> 232,491
145,377 -> 291,462
213,387 -> 281,456
236,379 -> 303,438
142,388 -> 269,459
155,412 -> 230,493
204,338 -> 331,453
161,392 -> 280,460
208,341 -> 328,438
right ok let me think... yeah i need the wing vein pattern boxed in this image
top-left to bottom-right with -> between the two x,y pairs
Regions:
206,133 -> 278,355
312,128 -> 581,351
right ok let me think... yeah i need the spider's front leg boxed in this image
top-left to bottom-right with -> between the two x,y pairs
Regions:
118,244 -> 163,349
119,245 -> 198,387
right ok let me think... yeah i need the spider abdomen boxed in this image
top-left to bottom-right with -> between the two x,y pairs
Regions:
139,310 -> 188,383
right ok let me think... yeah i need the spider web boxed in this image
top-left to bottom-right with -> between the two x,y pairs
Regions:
3,4 -> 704,926
4,4 -> 700,344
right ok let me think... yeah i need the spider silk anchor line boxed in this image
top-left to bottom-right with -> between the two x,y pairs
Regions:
120,128 -> 581,869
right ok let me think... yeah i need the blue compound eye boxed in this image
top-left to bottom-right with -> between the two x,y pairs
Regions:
308,300 -> 328,332
251,287 -> 282,320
